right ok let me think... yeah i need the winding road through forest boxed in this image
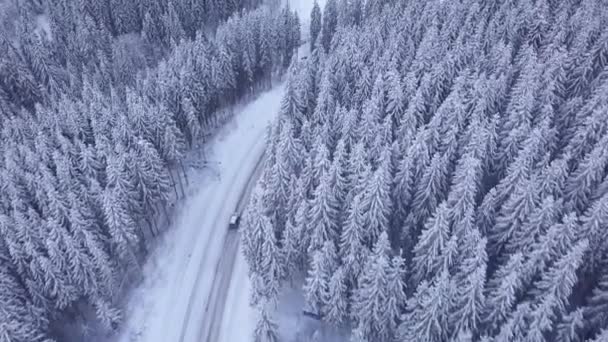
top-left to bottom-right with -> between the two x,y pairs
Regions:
194,154 -> 266,342
116,85 -> 284,342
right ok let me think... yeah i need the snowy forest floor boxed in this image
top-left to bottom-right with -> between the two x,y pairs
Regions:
275,278 -> 350,342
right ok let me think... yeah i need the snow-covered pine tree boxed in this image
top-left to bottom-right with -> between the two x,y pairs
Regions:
332,139 -> 350,211
360,148 -> 392,245
520,213 -> 578,290
312,137 -> 332,186
489,175 -> 540,260
483,251 -> 525,334
324,266 -> 348,327
564,135 -> 608,215
493,302 -> 533,342
524,239 -> 589,342
398,269 -> 454,342
310,1 -> 322,53
308,169 -> 340,253
410,152 -> 450,232
392,152 -> 414,233
101,183 -> 139,264
412,202 -> 451,284
320,0 -> 337,52
452,228 -> 488,336
340,194 -> 368,286
303,240 -> 338,316
555,308 -> 585,342
242,188 -> 269,276
385,254 -> 407,338
447,153 -> 482,229
254,304 -> 280,342
163,1 -> 185,46
351,232 -> 393,341
260,212 -> 284,301
505,195 -> 561,255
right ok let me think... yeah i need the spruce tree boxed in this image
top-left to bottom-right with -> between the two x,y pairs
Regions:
308,170 -> 340,253
320,0 -> 337,52
352,232 -> 392,341
452,229 -> 488,335
254,305 -> 280,342
324,266 -> 348,327
310,1 -> 322,52
399,270 -> 454,342
412,202 -> 450,283
340,194 -> 368,285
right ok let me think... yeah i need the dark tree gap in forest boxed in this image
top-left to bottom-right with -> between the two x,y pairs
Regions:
0,0 -> 301,340
242,0 -> 608,341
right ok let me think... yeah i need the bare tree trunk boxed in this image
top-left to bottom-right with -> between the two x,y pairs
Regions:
144,217 -> 156,238
162,201 -> 171,227
179,160 -> 189,186
136,221 -> 146,239
147,203 -> 159,237
168,170 -> 179,198
174,167 -> 186,197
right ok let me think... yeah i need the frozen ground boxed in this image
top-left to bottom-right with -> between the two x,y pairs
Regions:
276,282 -> 349,342
112,85 -> 284,342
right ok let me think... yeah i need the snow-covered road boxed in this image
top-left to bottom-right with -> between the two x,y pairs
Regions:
116,3 -> 319,341
196,153 -> 266,342
116,85 -> 284,342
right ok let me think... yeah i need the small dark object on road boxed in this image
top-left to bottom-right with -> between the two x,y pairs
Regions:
229,213 -> 240,230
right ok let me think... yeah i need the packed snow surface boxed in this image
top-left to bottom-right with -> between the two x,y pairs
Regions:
115,85 -> 284,342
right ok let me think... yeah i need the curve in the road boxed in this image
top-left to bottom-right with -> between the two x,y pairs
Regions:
115,84 -> 284,342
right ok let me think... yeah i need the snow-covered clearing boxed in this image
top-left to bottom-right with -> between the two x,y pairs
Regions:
112,85 -> 284,342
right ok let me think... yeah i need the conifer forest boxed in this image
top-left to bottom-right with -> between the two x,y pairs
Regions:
0,0 -> 301,340
1,0 -> 608,341
241,0 -> 608,341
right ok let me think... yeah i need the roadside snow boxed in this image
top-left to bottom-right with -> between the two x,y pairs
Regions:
113,85 -> 284,342
217,249 -> 256,342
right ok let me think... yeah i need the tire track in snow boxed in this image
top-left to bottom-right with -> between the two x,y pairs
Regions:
197,151 -> 267,342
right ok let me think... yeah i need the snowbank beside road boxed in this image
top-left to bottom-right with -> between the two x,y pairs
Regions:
217,249 -> 256,342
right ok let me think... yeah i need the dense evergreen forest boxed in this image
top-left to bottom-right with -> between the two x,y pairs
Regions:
0,0 -> 300,340
243,0 -> 608,341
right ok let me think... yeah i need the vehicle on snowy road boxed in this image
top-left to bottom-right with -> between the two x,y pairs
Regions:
229,213 -> 240,230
